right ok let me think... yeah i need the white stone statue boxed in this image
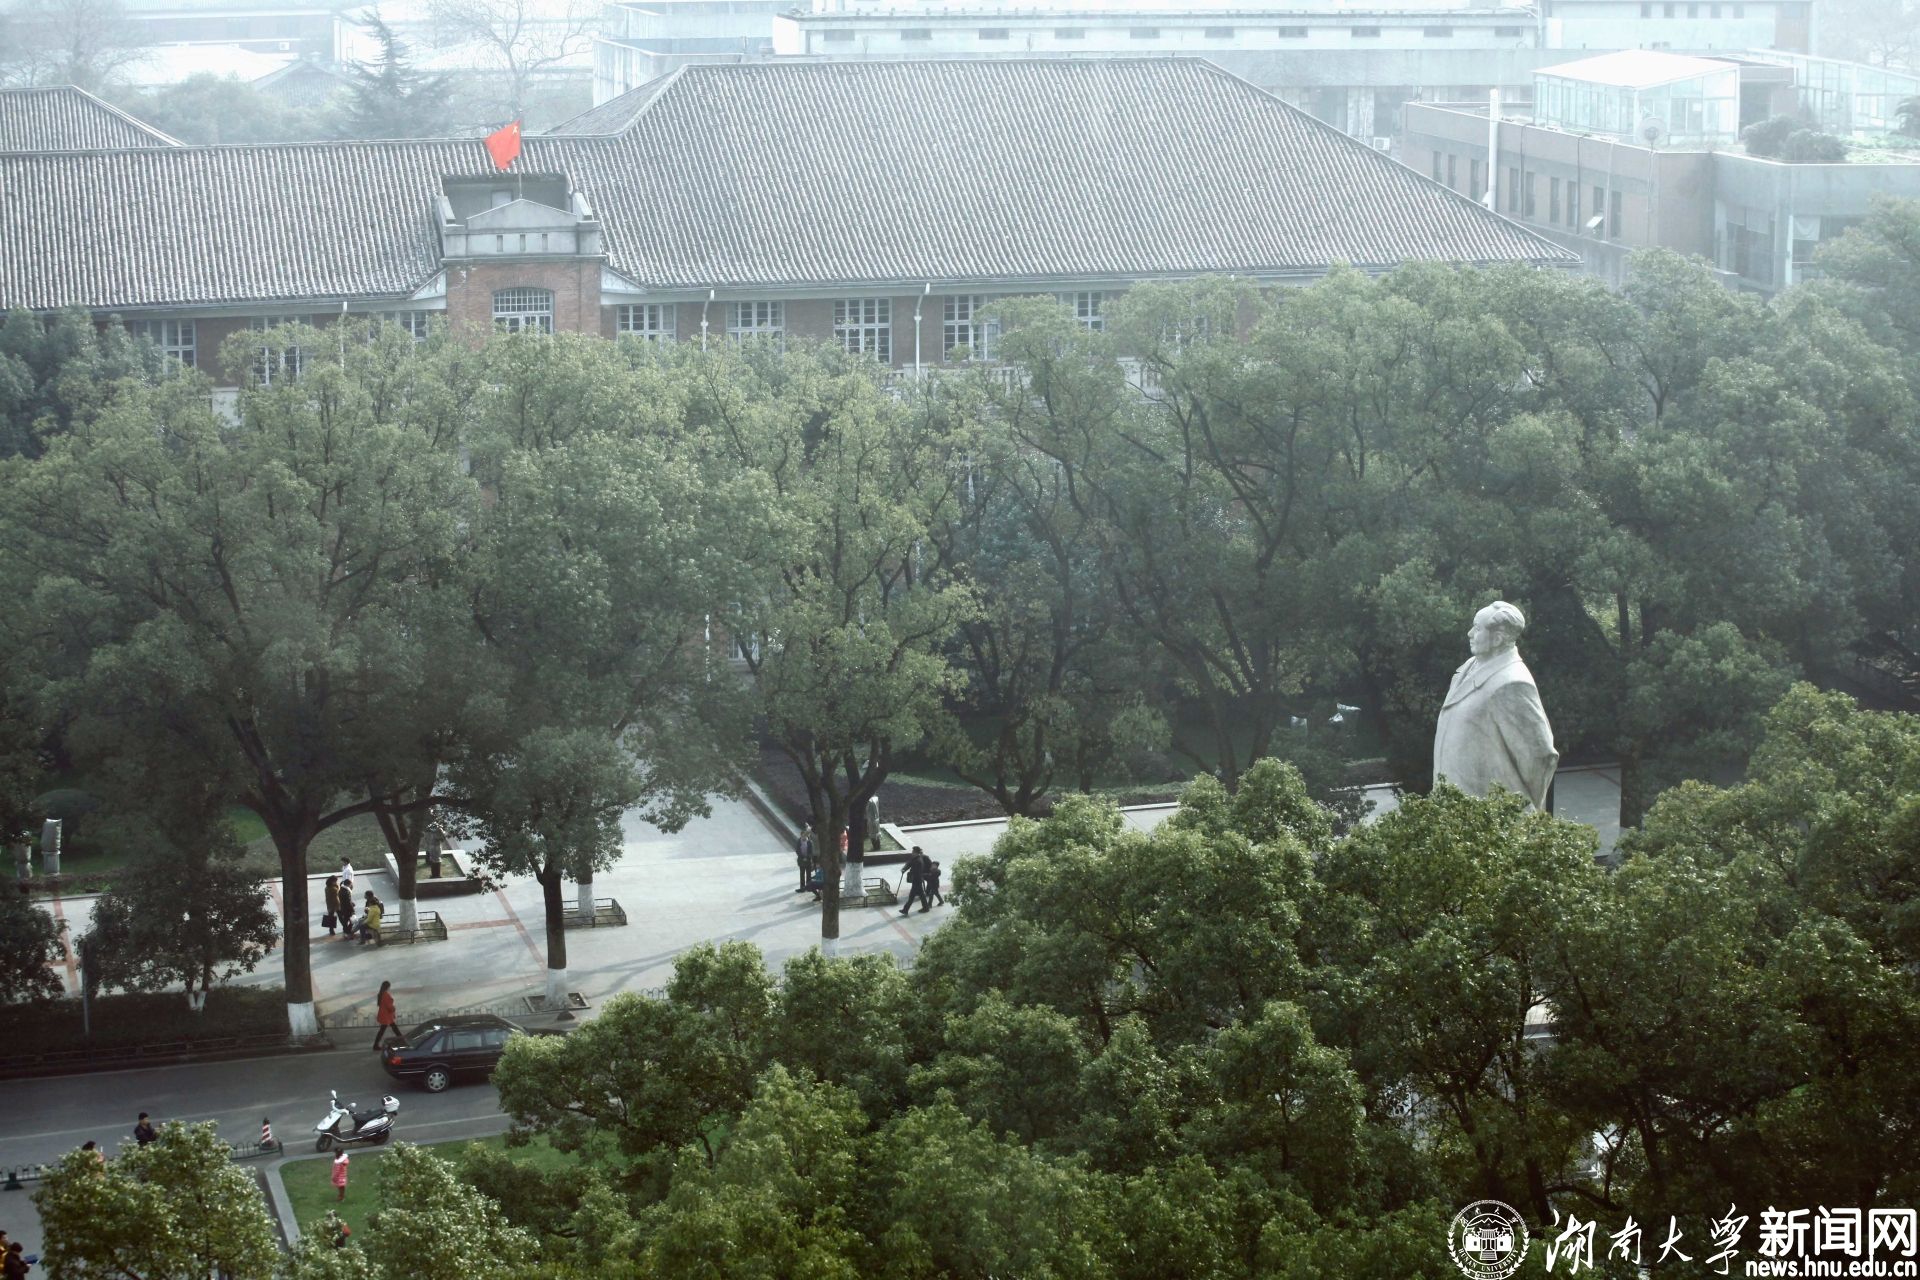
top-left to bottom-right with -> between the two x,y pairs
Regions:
1432,601 -> 1559,810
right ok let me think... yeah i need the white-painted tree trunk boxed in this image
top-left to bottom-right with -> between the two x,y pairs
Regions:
575,875 -> 593,917
544,966 -> 570,1011
287,999 -> 318,1039
819,937 -> 839,959
186,988 -> 206,1014
840,860 -> 861,897
396,897 -> 418,934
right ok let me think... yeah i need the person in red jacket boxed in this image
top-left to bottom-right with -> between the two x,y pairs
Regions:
372,980 -> 399,1050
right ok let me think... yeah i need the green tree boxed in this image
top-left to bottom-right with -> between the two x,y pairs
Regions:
0,308 -> 162,459
0,326 -> 479,1036
86,793 -> 279,1012
457,333 -> 775,1005
698,342 -> 973,940
286,1144 -> 538,1280
112,74 -> 333,144
0,880 -> 63,1003
33,1121 -> 280,1279
332,12 -> 456,139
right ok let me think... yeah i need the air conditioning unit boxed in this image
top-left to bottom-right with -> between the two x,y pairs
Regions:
1371,136 -> 1392,151
277,40 -> 292,50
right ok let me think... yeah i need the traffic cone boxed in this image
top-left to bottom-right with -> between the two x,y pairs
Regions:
260,1118 -> 276,1150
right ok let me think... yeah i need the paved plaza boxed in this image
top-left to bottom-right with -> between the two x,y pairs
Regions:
33,767 -> 1624,1025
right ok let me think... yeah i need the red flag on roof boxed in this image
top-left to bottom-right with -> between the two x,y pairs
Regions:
483,120 -> 522,172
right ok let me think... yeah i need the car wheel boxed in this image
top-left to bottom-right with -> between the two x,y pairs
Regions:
315,1135 -> 332,1153
422,1066 -> 452,1094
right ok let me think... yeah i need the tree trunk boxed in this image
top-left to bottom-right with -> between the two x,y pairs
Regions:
370,791 -> 430,936
820,813 -> 843,943
1618,747 -> 1648,830
538,863 -> 569,1010
269,826 -> 318,1039
576,866 -> 593,917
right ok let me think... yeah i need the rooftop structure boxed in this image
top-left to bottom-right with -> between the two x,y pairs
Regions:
3,58 -> 1574,316
0,86 -> 181,152
1533,49 -> 1742,144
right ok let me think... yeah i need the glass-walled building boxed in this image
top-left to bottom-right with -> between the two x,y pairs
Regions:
1742,50 -> 1920,133
1534,49 -> 1742,146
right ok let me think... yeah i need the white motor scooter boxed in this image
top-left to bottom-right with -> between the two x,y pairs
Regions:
314,1088 -> 399,1152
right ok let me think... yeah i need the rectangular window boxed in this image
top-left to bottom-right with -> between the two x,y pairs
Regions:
1549,176 -> 1561,222
136,318 -> 195,368
1641,1 -> 1651,13
1277,25 -> 1306,36
978,27 -> 1009,38
377,311 -> 433,341
1204,26 -> 1234,37
824,28 -> 854,40
1432,151 -> 1444,182
1686,2 -> 1698,14
1732,3 -> 1742,14
251,315 -> 305,383
1568,183 -> 1580,229
900,28 -> 932,39
492,287 -> 553,335
832,298 -> 891,361
1423,25 -> 1454,36
1525,175 -> 1537,218
1663,3 -> 1675,15
1350,26 -> 1381,36
1054,27 -> 1085,37
942,295 -> 997,361
1509,167 -> 1521,212
1447,154 -> 1457,189
1495,25 -> 1524,34
1471,158 -> 1485,199
1610,189 -> 1623,237
1593,186 -> 1605,233
726,300 -> 784,343
1129,26 -> 1161,37
1061,291 -> 1106,331
1710,2 -> 1721,15
617,303 -> 675,341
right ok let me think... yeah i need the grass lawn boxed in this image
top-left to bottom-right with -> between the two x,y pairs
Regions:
281,1132 -> 575,1241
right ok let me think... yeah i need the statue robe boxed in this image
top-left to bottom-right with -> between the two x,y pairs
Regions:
1432,647 -> 1558,810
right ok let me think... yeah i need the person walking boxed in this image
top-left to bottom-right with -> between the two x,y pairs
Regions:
322,875 -> 340,937
924,858 -> 944,910
336,886 -> 354,940
899,846 -> 929,916
371,980 -> 399,1050
132,1113 -> 157,1146
4,1240 -> 28,1280
794,824 -> 815,892
331,1150 -> 350,1202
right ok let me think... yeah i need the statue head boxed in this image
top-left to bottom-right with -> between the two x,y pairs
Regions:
1468,601 -> 1526,660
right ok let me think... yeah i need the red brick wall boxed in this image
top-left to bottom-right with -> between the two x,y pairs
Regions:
444,260 -> 601,338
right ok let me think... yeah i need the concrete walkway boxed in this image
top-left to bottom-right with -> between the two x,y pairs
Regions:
35,769 -> 1622,1022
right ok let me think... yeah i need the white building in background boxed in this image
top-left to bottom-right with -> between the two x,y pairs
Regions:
593,0 -> 1818,140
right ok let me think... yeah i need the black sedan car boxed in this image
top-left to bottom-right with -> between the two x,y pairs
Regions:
381,1014 -> 557,1093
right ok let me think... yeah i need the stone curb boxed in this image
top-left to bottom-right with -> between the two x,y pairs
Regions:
0,1036 -> 337,1083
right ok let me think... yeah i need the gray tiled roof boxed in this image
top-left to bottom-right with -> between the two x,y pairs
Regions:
0,58 -> 1576,312
0,86 -> 181,152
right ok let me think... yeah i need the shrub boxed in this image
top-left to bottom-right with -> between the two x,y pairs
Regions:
1741,113 -> 1800,157
1782,129 -> 1848,163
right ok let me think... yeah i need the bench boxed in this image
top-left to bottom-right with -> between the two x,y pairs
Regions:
374,911 -> 448,946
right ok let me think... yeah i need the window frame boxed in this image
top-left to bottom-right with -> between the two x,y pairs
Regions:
616,302 -> 676,342
492,287 -> 554,335
942,295 -> 998,361
136,318 -> 196,368
832,297 -> 892,361
726,300 -> 785,345
251,315 -> 307,384
1060,291 -> 1107,332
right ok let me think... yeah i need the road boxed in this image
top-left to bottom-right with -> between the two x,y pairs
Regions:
0,1043 -> 515,1259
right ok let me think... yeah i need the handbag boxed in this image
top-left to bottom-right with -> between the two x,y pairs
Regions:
321,912 -> 336,929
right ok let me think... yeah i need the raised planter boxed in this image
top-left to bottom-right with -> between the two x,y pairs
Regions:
379,847 -> 483,898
